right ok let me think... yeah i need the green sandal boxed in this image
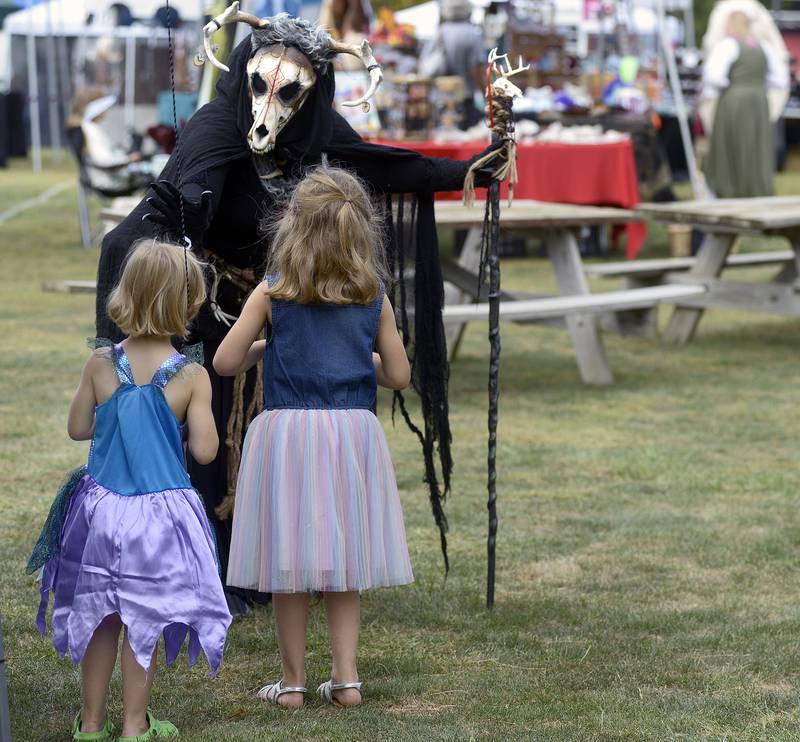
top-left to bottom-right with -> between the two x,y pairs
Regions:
72,712 -> 115,741
117,710 -> 178,741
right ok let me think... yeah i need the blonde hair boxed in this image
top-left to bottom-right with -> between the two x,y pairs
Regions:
727,11 -> 752,40
265,167 -> 387,305
107,239 -> 206,338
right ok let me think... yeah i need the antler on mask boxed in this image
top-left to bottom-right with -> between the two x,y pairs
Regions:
328,38 -> 383,110
203,1 -> 269,73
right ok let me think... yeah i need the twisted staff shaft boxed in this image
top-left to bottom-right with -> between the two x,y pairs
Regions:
486,166 -> 501,610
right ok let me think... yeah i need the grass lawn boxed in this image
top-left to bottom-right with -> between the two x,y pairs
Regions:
3,157 -> 800,741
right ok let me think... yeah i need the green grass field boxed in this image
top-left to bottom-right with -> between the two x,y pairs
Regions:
3,157 -> 800,741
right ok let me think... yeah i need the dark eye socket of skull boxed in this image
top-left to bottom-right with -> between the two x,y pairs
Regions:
251,73 -> 267,96
277,81 -> 302,104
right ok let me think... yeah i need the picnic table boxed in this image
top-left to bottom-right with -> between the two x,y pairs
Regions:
434,200 -> 700,385
97,200 -> 699,386
635,197 -> 800,344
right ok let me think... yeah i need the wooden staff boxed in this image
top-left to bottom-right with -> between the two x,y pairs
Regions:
464,50 -> 528,609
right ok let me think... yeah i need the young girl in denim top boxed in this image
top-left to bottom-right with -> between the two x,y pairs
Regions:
215,166 -> 413,709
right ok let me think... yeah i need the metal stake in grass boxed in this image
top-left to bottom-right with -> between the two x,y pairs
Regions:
463,50 -> 528,609
0,620 -> 10,742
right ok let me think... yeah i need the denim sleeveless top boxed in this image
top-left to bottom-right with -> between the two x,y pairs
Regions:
263,276 -> 383,411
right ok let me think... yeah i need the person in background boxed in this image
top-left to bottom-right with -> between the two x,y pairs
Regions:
319,0 -> 373,71
702,10 -> 789,197
66,88 -> 158,192
420,0 -> 486,129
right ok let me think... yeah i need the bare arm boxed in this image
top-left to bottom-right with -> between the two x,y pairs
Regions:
213,286 -> 271,376
374,296 -> 410,390
186,367 -> 219,465
240,340 -> 267,374
67,355 -> 100,441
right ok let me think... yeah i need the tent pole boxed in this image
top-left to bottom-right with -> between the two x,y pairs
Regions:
657,0 -> 702,198
26,0 -> 42,173
45,0 -> 61,164
125,33 -> 135,131
54,0 -> 72,123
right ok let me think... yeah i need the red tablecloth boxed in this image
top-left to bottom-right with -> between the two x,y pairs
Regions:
372,139 -> 646,259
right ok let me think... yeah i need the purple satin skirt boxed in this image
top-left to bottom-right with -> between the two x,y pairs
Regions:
36,474 -> 232,675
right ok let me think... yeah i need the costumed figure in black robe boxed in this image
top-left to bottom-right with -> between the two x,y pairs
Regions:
96,7 -> 498,612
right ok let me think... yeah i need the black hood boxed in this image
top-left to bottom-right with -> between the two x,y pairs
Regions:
216,37 -> 337,163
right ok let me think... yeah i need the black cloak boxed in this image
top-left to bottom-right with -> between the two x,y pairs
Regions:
97,37 -> 484,576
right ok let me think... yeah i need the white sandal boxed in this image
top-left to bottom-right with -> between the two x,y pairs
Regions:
317,679 -> 363,706
257,680 -> 307,707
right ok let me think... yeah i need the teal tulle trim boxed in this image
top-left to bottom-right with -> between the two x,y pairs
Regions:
182,342 -> 204,365
26,466 -> 87,575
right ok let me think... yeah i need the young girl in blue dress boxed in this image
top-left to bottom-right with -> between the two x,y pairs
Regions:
28,240 -> 232,740
214,167 -> 413,709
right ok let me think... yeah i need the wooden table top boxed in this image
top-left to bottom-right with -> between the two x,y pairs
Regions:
434,200 -> 638,229
101,200 -> 639,231
636,197 -> 800,234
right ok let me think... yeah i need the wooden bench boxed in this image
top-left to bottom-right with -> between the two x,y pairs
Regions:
582,250 -> 796,338
584,250 -> 795,282
441,284 -> 707,324
42,280 -> 98,294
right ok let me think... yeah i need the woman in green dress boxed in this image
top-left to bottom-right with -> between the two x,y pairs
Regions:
703,11 -> 787,198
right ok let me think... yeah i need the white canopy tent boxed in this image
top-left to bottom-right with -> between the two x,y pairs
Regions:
2,0 -> 205,171
3,0 -> 203,35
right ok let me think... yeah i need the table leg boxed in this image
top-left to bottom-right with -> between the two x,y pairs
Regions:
547,230 -> 614,385
773,238 -> 800,284
444,227 -> 483,359
662,232 -> 736,345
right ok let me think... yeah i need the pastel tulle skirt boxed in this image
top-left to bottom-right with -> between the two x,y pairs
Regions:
227,408 -> 414,593
33,471 -> 232,675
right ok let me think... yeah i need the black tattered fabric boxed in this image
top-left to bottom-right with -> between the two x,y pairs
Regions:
97,36 -> 486,581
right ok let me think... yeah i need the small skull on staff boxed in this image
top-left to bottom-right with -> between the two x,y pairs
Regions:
463,48 -> 530,206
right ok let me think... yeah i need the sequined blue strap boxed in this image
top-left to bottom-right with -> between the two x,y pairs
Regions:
87,337 -> 131,385
150,343 -> 204,388
113,343 -> 135,385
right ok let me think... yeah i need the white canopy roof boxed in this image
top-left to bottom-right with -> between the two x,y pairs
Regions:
3,0 -> 203,35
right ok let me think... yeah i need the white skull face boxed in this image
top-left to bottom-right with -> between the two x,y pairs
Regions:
491,78 -> 524,99
246,45 -> 316,154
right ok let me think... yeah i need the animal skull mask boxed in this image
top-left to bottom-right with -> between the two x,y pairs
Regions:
201,3 -> 383,156
246,45 -> 316,154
